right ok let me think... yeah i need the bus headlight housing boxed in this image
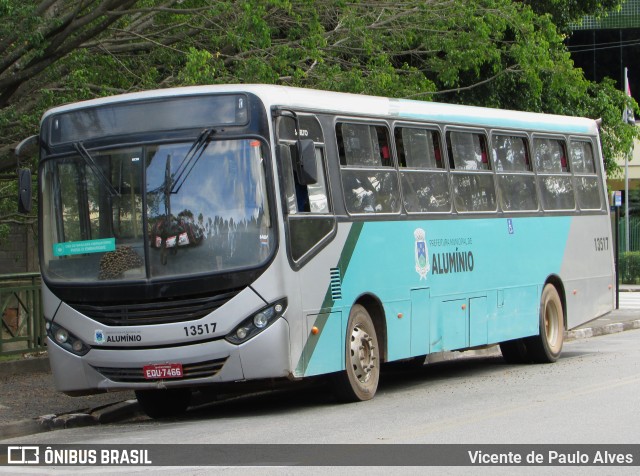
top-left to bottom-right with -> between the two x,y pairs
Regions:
225,298 -> 287,345
46,321 -> 91,356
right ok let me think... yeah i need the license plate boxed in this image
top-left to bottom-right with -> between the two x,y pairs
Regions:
143,363 -> 183,380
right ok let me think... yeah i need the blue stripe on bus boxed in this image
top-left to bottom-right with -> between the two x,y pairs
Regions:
303,216 -> 571,374
397,112 -> 592,134
393,100 -> 593,135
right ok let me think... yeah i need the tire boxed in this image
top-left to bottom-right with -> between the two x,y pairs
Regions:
499,339 -> 530,364
135,388 -> 191,419
332,304 -> 380,402
525,284 -> 564,363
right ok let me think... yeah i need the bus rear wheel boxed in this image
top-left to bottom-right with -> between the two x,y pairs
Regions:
135,388 -> 191,419
332,304 -> 380,402
525,284 -> 564,363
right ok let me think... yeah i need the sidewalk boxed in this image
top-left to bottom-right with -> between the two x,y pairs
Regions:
0,358 -> 139,439
1,304 -> 639,441
618,284 -> 640,292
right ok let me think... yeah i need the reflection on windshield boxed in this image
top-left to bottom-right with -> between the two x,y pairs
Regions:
146,139 -> 272,274
41,139 -> 273,283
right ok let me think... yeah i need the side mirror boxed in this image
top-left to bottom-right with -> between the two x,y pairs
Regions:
15,135 -> 39,158
15,135 -> 38,214
18,169 -> 32,213
296,139 -> 318,185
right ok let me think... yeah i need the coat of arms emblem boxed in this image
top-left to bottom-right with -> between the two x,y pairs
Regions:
414,228 -> 429,280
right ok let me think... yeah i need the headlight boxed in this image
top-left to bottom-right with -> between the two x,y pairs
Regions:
253,312 -> 268,329
46,321 -> 91,356
226,298 -> 287,345
54,327 -> 68,344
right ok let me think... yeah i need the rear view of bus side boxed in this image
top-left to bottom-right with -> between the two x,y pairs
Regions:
30,85 -> 614,417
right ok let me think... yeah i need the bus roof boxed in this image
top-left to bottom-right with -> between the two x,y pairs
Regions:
42,84 -> 599,136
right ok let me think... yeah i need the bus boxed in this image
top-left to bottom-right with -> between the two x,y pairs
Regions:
18,85 -> 615,418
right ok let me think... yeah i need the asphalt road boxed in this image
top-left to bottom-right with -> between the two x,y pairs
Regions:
1,299 -> 639,433
4,328 -> 640,446
2,328 -> 640,474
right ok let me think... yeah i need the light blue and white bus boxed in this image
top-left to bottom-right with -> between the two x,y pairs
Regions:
22,85 -> 614,417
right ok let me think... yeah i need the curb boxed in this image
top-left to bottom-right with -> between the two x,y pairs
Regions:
0,400 -> 142,441
567,319 -> 640,341
0,356 -> 49,377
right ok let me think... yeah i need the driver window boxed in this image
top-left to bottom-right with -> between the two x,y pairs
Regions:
279,143 -> 329,214
276,114 -> 335,263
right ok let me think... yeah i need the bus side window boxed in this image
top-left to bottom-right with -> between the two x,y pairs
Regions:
278,144 -> 300,214
447,131 -> 490,171
278,143 -> 329,214
290,145 -> 311,212
306,148 -> 330,213
570,140 -> 601,210
492,134 -> 538,212
447,130 -> 496,212
570,140 -> 596,174
533,138 -> 568,173
396,127 -> 450,213
337,122 -> 399,214
276,115 -> 333,263
534,137 -> 575,211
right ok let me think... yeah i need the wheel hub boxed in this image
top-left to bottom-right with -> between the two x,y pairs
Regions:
349,325 -> 375,384
545,302 -> 559,345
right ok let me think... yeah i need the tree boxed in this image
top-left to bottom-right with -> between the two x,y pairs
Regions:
1,0 -> 638,241
521,0 -> 625,32
0,0 -> 212,168
0,0 -> 210,239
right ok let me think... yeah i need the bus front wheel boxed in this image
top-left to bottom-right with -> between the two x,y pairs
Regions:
135,388 -> 191,419
525,284 -> 564,363
332,304 -> 380,402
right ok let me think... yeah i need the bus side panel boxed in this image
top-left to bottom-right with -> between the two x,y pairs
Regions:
384,299 -> 412,360
410,288 -> 430,356
294,212 -> 605,373
560,214 -> 615,329
489,285 -> 539,343
301,311 -> 343,377
469,295 -> 488,346
291,224 -> 355,378
337,217 -> 572,360
434,298 -> 467,351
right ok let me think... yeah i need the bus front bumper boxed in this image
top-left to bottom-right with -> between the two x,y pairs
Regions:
46,318 -> 291,395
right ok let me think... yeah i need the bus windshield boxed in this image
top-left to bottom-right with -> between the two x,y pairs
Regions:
41,138 -> 273,283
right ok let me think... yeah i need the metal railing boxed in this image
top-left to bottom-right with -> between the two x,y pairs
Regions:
618,217 -> 640,252
0,272 -> 45,356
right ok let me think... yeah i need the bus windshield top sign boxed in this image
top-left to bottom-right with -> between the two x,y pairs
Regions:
48,94 -> 249,145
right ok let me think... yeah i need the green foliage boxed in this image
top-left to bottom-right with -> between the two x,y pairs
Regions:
619,251 -> 640,284
582,79 -> 640,177
1,0 -> 639,245
0,176 -> 23,241
179,48 -> 217,85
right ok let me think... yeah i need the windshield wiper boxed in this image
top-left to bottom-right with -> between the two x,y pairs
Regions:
170,128 -> 216,194
73,142 -> 120,198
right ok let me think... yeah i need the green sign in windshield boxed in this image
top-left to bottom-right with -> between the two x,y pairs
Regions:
53,238 -> 116,257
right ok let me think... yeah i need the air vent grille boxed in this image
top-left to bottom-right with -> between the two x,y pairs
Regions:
70,289 -> 241,326
92,358 -> 227,383
330,267 -> 342,300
